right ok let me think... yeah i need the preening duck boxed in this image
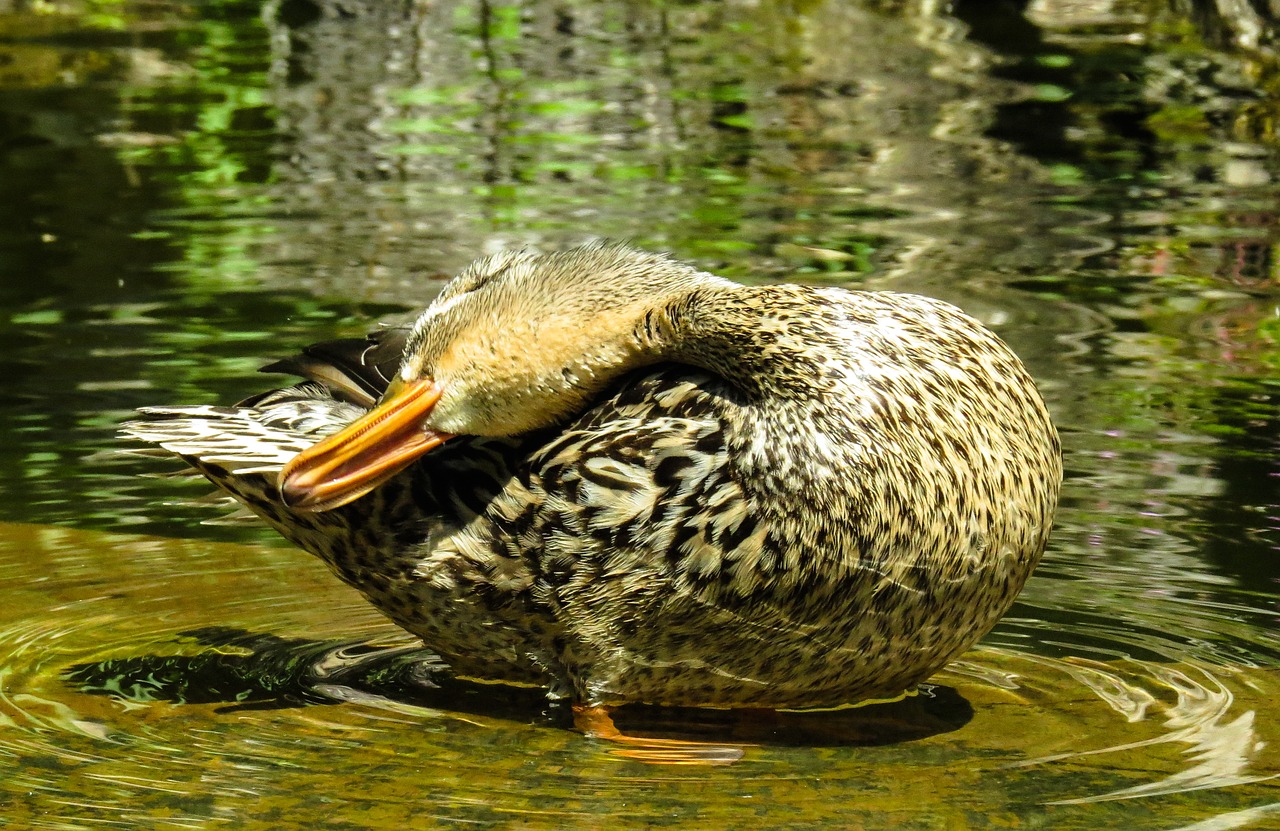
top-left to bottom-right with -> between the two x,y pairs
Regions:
125,243 -> 1061,726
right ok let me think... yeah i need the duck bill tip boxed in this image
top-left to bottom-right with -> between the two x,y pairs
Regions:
277,378 -> 451,512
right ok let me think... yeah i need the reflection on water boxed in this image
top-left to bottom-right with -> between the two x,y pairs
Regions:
1,0 -> 1279,829
64,627 -> 976,748
1,524 -> 1275,828
1005,658 -> 1279,804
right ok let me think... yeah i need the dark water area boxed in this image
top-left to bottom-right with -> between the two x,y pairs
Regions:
1,1 -> 1278,828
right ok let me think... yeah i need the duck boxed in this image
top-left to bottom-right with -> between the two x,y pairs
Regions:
124,243 -> 1061,742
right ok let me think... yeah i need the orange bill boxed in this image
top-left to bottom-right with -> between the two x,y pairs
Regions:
278,378 -> 452,511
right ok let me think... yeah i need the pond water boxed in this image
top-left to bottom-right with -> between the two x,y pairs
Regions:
1,1 -> 1278,828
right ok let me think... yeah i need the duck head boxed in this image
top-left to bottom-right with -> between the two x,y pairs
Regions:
278,244 -> 732,511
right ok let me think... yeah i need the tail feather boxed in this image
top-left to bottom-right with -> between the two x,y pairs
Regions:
199,505 -> 267,527
123,406 -> 306,473
121,352 -> 376,522
122,392 -> 363,475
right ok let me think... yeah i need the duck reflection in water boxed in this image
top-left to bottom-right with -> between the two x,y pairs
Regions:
65,627 -> 974,758
122,244 -> 1060,762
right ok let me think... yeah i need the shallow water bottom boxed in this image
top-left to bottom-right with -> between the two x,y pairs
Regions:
1,522 -> 1276,830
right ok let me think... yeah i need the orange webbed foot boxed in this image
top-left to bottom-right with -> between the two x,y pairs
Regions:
573,705 -> 748,765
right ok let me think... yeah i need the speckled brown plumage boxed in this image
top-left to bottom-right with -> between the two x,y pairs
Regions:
123,243 -> 1061,709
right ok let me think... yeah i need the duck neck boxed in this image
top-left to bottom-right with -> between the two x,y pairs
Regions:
643,281 -> 851,506
647,282 -> 825,404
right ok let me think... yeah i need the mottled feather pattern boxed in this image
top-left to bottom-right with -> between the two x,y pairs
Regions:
122,244 -> 1061,709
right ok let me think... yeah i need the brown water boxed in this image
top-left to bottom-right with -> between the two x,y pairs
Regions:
1,2 -> 1279,828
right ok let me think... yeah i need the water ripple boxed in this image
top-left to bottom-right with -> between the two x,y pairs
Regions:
0,522 -> 1275,828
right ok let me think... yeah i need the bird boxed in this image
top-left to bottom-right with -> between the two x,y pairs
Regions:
123,243 -> 1061,752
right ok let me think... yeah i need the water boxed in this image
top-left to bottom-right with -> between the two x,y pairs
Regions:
1,1 -> 1278,828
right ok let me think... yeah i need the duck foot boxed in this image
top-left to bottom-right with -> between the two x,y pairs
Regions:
572,705 -> 747,765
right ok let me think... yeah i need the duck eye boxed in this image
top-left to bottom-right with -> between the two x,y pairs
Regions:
444,256 -> 518,301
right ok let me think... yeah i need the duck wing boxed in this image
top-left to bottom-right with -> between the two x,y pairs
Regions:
122,357 -> 830,703
251,327 -> 409,409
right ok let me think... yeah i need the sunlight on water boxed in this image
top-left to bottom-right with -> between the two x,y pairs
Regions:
1001,660 -> 1280,804
0,523 -> 1276,829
